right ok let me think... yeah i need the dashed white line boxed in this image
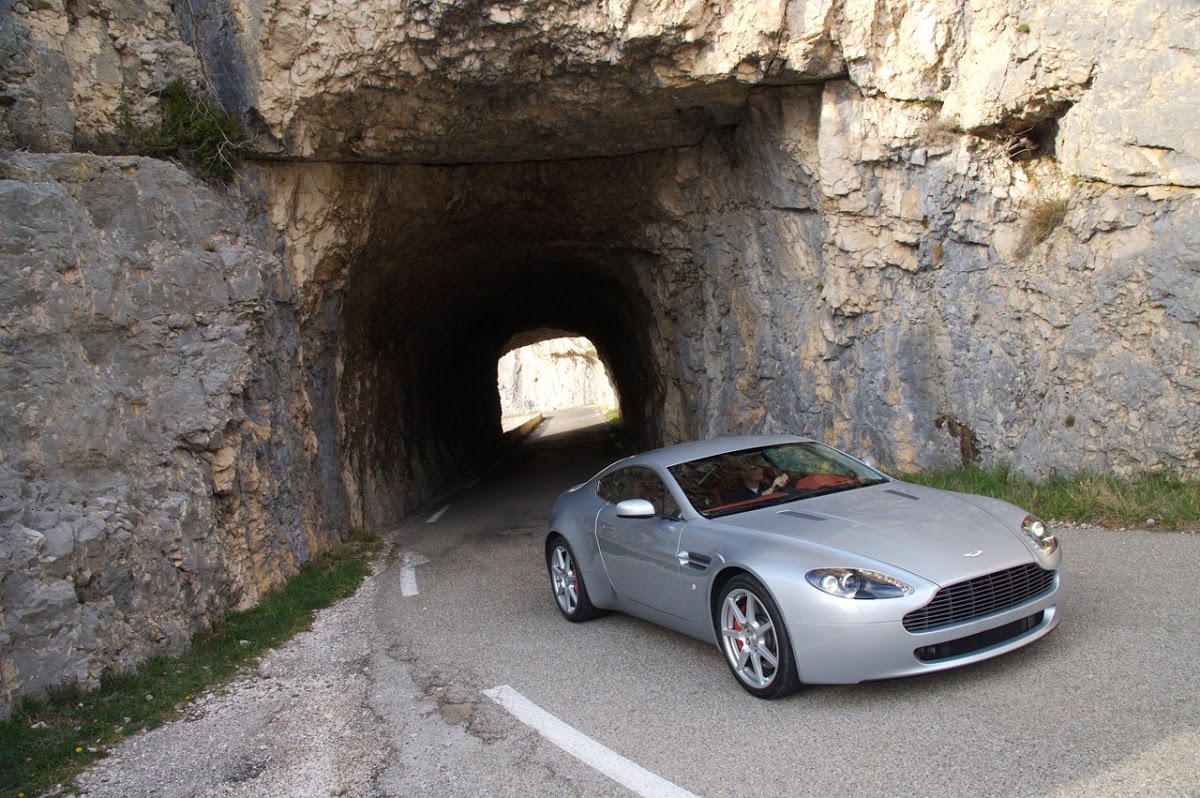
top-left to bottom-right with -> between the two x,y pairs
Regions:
399,551 -> 429,597
426,504 -> 450,523
483,685 -> 700,798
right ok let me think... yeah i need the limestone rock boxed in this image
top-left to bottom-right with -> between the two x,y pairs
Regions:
0,153 -> 332,718
498,337 -> 618,416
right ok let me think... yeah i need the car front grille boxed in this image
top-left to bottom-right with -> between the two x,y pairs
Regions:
903,563 -> 1056,632
914,612 -> 1045,661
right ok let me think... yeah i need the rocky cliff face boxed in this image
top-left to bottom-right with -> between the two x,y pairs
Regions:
0,152 -> 350,713
2,0 -> 1197,715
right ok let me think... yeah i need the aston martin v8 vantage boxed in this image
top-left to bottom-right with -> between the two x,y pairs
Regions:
544,435 -> 1062,698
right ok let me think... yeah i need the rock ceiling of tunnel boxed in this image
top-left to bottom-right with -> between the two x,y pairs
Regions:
9,0 -> 1196,183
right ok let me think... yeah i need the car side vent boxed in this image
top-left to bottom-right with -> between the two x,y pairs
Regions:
779,510 -> 826,521
884,489 -> 920,500
677,551 -> 712,571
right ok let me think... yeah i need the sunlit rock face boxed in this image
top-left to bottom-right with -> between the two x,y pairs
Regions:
1,0 -> 1198,717
497,337 -> 619,416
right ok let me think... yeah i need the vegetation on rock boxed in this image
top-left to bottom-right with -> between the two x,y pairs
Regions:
900,466 -> 1200,531
99,79 -> 245,182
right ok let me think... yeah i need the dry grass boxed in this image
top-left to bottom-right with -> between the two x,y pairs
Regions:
1017,196 -> 1069,257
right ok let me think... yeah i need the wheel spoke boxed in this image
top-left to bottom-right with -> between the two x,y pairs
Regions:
551,546 -> 578,613
727,594 -> 748,627
755,640 -> 779,669
749,651 -> 766,684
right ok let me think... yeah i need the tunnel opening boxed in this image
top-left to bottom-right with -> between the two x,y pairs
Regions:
497,333 -> 620,423
308,150 -> 693,531
270,88 -> 835,536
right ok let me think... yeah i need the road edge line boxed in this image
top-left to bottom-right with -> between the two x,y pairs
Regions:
483,685 -> 700,798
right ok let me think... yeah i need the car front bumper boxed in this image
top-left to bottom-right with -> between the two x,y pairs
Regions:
787,577 -> 1062,684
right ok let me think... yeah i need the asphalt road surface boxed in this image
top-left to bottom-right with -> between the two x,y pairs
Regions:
76,408 -> 1200,798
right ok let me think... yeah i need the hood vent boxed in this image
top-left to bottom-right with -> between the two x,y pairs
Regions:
884,489 -> 919,501
779,510 -> 826,521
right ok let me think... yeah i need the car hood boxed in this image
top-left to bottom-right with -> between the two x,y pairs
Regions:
715,482 -> 1035,585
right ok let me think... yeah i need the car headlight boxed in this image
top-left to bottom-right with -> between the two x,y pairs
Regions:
806,568 -> 914,599
1021,514 -> 1058,555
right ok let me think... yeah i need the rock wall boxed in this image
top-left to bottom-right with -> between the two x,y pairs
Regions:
650,86 -> 1199,474
0,152 -> 343,715
1,0 -> 1198,716
498,337 -> 619,416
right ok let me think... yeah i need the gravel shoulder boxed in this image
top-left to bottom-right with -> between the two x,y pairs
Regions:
73,545 -> 626,798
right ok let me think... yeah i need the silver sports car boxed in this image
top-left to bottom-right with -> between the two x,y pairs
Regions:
545,435 -> 1062,699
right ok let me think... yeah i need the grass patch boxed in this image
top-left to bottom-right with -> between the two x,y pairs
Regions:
1017,196 -> 1069,257
897,466 -> 1200,531
0,531 -> 381,798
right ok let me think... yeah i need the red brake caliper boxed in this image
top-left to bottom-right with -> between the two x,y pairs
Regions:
733,597 -> 744,649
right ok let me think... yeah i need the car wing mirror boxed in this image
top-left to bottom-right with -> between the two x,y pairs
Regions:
615,498 -> 657,518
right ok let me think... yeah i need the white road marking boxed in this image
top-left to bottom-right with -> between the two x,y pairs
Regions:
483,685 -> 700,798
399,551 -> 429,597
426,504 -> 450,523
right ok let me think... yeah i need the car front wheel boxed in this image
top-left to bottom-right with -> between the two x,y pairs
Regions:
718,575 -> 801,699
547,536 -> 605,622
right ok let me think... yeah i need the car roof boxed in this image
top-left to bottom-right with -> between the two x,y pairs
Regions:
631,434 -> 813,469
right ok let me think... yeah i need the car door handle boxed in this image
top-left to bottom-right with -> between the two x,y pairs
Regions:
600,523 -> 614,532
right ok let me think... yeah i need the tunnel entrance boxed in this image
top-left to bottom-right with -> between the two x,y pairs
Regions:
303,148 -> 699,530
271,89 -> 829,535
497,334 -> 620,424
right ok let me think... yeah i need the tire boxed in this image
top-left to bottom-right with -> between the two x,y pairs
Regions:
547,536 -> 605,622
717,574 -> 801,699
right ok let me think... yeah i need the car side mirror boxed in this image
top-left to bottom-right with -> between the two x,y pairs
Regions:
615,498 -> 657,518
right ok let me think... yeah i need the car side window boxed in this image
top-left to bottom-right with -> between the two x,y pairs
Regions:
597,469 -> 627,503
597,466 -> 679,518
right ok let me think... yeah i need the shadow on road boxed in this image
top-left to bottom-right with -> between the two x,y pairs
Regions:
484,406 -> 624,507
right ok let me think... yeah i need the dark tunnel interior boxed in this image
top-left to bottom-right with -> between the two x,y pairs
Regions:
318,151 -> 689,525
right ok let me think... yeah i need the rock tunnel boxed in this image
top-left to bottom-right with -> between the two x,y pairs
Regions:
288,144 -> 737,530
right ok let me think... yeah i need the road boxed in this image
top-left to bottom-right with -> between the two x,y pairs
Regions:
76,408 -> 1200,797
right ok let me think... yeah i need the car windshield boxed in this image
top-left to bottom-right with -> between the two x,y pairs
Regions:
668,442 -> 887,518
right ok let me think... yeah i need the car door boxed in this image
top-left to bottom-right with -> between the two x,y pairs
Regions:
595,465 -> 686,618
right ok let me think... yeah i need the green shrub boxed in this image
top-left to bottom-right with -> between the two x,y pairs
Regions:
158,80 -> 245,182
103,78 -> 246,183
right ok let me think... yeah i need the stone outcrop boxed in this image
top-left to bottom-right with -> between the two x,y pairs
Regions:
2,0 -> 1198,716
